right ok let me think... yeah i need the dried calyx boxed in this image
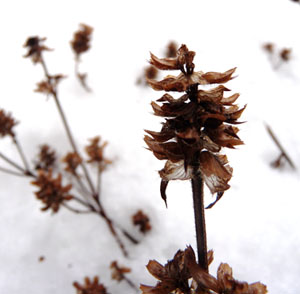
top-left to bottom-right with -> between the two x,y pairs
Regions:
141,246 -> 267,294
145,45 -> 245,206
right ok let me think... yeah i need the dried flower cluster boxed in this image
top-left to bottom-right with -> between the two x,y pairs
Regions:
35,144 -> 56,171
31,169 -> 73,212
85,136 -> 112,170
62,152 -> 83,174
145,45 -> 245,204
132,210 -> 151,233
0,109 -> 17,138
23,36 -> 51,64
73,277 -> 107,294
141,246 -> 267,294
165,41 -> 178,58
110,261 -> 131,282
71,23 -> 93,58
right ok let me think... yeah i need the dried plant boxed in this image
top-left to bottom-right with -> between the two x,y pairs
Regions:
141,246 -> 267,294
263,42 -> 292,69
142,44 -> 267,293
110,261 -> 137,291
73,277 -> 107,294
132,210 -> 151,233
70,23 -> 93,91
165,41 -> 178,58
0,36 -> 138,258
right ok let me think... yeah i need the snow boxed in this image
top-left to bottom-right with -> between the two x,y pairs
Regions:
1,0 -> 300,293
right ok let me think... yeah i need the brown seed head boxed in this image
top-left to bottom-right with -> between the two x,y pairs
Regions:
73,276 -> 107,294
145,45 -> 244,205
85,136 -> 112,169
23,36 -> 51,63
132,210 -> 151,233
71,23 -> 93,57
110,261 -> 131,282
280,48 -> 291,61
62,152 -> 82,174
0,109 -> 17,138
35,144 -> 56,171
31,169 -> 73,213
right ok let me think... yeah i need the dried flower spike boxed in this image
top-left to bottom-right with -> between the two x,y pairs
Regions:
145,44 -> 244,204
73,276 -> 107,294
0,109 -> 17,138
132,210 -> 151,233
31,169 -> 73,212
23,36 -> 51,64
35,144 -> 56,171
71,23 -> 93,58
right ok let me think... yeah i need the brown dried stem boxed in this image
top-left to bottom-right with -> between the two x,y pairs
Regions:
191,174 -> 208,272
12,137 -> 32,175
266,124 -> 296,169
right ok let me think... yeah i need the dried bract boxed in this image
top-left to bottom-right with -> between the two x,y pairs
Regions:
141,246 -> 267,294
35,144 -> 56,171
0,109 -> 17,138
31,169 -> 73,212
23,36 -> 51,63
62,152 -> 82,174
132,210 -> 151,233
73,277 -> 107,294
110,261 -> 131,282
71,23 -> 93,58
145,45 -> 244,204
85,136 -> 111,169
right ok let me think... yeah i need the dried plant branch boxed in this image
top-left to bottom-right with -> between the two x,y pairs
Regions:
266,124 -> 296,169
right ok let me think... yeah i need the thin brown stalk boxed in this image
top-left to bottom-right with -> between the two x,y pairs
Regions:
266,124 -> 296,169
0,166 -> 26,177
12,137 -> 32,174
191,174 -> 208,272
0,152 -> 28,174
62,203 -> 93,214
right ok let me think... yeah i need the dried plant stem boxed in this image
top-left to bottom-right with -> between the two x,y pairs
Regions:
0,166 -> 25,177
40,58 -> 96,196
62,203 -> 93,214
191,174 -> 208,272
12,137 -> 32,174
0,152 -> 29,174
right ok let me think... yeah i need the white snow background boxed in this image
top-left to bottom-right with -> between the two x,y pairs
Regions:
0,0 -> 300,293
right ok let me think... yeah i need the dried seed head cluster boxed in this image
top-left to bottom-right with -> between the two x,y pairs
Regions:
110,261 -> 131,282
23,36 -> 51,63
73,277 -> 107,294
31,169 -> 73,212
70,23 -> 93,58
0,109 -> 17,138
132,210 -> 151,233
85,136 -> 112,169
62,152 -> 82,174
145,45 -> 245,203
141,246 -> 267,294
35,144 -> 56,171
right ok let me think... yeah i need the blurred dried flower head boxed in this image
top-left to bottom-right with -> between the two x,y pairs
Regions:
62,152 -> 82,174
132,210 -> 151,233
145,44 -> 245,204
85,136 -> 112,169
35,74 -> 66,95
31,169 -> 73,212
141,246 -> 267,294
280,48 -> 292,61
0,109 -> 17,138
35,144 -> 56,171
110,261 -> 131,282
262,42 -> 274,54
73,277 -> 107,294
23,36 -> 51,63
165,41 -> 178,58
71,23 -> 93,58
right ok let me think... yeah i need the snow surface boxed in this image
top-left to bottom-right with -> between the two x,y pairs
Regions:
1,0 -> 300,293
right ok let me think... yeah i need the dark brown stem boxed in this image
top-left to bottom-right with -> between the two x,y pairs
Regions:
191,175 -> 208,272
